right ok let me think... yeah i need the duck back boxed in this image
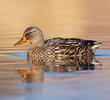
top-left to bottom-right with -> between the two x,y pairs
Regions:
44,37 -> 102,56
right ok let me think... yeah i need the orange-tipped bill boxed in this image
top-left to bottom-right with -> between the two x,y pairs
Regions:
14,37 -> 27,46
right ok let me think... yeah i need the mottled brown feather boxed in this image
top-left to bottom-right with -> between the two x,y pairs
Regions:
28,37 -> 101,63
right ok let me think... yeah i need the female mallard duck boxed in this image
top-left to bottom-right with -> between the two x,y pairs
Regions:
14,26 -> 102,62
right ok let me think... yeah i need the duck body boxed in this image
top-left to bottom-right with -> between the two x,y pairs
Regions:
27,37 -> 101,63
14,26 -> 102,63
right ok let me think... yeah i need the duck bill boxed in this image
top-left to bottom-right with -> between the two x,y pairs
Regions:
14,37 -> 27,46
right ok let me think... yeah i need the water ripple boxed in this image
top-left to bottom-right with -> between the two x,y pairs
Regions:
95,50 -> 110,57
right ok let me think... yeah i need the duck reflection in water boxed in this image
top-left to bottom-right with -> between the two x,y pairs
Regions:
18,54 -> 101,83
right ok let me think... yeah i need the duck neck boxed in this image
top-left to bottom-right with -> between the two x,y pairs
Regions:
32,40 -> 44,49
31,37 -> 44,49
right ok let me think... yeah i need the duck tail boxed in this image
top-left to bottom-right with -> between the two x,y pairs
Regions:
91,42 -> 102,52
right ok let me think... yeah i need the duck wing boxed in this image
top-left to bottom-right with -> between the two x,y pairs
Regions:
44,37 -> 102,56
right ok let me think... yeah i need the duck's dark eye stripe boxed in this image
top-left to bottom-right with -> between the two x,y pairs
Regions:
25,32 -> 31,37
25,30 -> 37,37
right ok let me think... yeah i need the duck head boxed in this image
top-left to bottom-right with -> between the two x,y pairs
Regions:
14,26 -> 44,47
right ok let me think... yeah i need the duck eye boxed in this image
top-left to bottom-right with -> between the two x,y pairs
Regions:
25,32 -> 31,39
25,32 -> 30,37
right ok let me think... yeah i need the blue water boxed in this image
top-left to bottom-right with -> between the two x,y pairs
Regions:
95,50 -> 110,57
